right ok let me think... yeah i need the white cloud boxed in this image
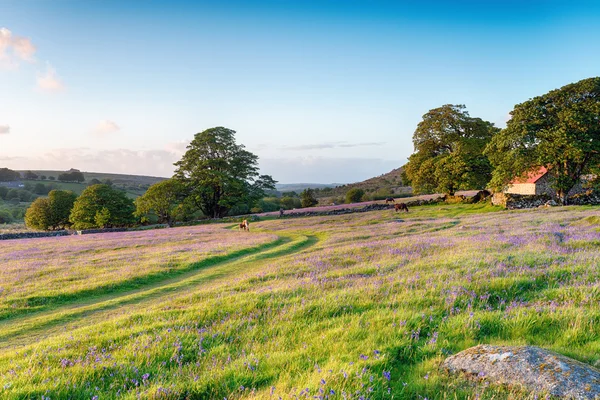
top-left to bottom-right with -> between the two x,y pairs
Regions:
164,140 -> 190,155
94,120 -> 120,135
0,125 -> 9,134
37,63 -> 64,91
0,147 -> 178,177
0,27 -> 36,68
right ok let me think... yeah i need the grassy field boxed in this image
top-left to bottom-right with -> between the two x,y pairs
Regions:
1,203 -> 600,399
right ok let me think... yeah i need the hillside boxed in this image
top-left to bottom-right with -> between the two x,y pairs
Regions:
312,166 -> 411,199
15,170 -> 167,197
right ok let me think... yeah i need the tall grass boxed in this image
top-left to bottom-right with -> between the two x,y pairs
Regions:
1,204 -> 599,399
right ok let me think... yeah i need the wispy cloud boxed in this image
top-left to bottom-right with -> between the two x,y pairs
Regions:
94,120 -> 120,135
283,141 -> 386,151
0,125 -> 9,134
37,62 -> 64,91
0,147 -> 179,177
0,27 -> 36,68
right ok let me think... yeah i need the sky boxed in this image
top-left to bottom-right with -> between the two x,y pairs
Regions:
1,1 -> 599,183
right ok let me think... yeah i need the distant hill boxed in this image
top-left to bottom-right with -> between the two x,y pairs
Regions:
15,170 -> 167,198
275,183 -> 343,193
311,166 -> 411,200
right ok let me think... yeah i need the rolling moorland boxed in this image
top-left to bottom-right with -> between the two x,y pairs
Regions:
1,203 -> 600,398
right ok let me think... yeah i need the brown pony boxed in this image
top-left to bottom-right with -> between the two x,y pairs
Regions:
239,219 -> 249,231
385,197 -> 395,204
394,203 -> 409,213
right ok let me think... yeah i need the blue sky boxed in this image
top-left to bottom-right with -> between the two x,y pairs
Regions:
1,1 -> 599,183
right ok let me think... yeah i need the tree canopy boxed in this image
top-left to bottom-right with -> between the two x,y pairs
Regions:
69,184 -> 135,229
58,170 -> 85,182
486,77 -> 600,203
25,190 -> 77,231
300,188 -> 318,208
173,127 -> 276,218
135,179 -> 184,226
0,168 -> 20,182
345,188 -> 365,203
404,104 -> 499,195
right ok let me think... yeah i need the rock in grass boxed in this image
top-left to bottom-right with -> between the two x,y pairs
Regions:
442,345 -> 600,399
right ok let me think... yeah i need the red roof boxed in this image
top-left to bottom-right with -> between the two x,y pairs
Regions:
510,166 -> 548,184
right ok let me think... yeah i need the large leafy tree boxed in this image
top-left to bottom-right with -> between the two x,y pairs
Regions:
135,179 -> 184,226
174,127 -> 276,218
486,77 -> 600,203
404,104 -> 499,195
24,189 -> 77,230
69,184 -> 135,229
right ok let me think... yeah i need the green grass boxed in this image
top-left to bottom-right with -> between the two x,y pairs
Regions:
1,203 -> 600,399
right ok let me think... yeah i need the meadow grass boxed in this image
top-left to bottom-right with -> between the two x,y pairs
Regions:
1,204 -> 600,399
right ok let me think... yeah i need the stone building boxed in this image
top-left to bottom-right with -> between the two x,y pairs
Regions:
505,166 -> 588,198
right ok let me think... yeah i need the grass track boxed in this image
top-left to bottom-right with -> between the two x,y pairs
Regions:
0,232 -> 317,349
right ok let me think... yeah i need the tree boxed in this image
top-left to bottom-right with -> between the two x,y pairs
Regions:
486,77 -> 600,203
23,170 -> 38,180
89,178 -> 102,185
300,188 -> 318,208
33,183 -> 49,195
173,127 -> 276,218
69,184 -> 135,229
24,190 -> 77,230
58,170 -> 85,182
404,104 -> 499,195
40,175 -> 47,180
0,168 -> 20,181
135,179 -> 184,226
345,188 -> 365,203
48,176 -> 56,181
48,190 -> 77,229
280,196 -> 301,210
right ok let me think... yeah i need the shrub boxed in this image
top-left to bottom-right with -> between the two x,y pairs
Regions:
0,209 -> 13,224
300,189 -> 318,208
345,188 -> 365,203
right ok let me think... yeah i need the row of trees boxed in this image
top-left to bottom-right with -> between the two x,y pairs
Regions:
403,77 -> 600,203
0,168 -> 85,182
26,127 -> 278,230
25,184 -> 136,230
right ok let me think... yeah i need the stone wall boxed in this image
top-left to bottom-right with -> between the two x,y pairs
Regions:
491,193 -> 552,209
568,190 -> 600,205
0,230 -> 69,241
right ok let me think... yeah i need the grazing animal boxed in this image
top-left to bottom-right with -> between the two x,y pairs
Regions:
239,219 -> 249,231
385,197 -> 395,204
394,203 -> 409,213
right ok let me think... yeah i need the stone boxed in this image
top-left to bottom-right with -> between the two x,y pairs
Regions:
443,344 -> 600,399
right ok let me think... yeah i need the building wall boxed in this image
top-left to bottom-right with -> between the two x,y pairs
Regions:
506,173 -> 587,199
505,183 -> 537,195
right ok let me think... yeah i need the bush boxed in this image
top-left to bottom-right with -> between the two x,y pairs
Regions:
257,197 -> 280,212
345,188 -> 365,203
280,196 -> 301,210
300,189 -> 318,208
0,209 -> 13,224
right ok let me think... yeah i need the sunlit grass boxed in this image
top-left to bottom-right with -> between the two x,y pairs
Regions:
1,204 -> 600,399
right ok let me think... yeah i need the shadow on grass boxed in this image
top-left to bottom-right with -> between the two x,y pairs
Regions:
0,234 -> 318,347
